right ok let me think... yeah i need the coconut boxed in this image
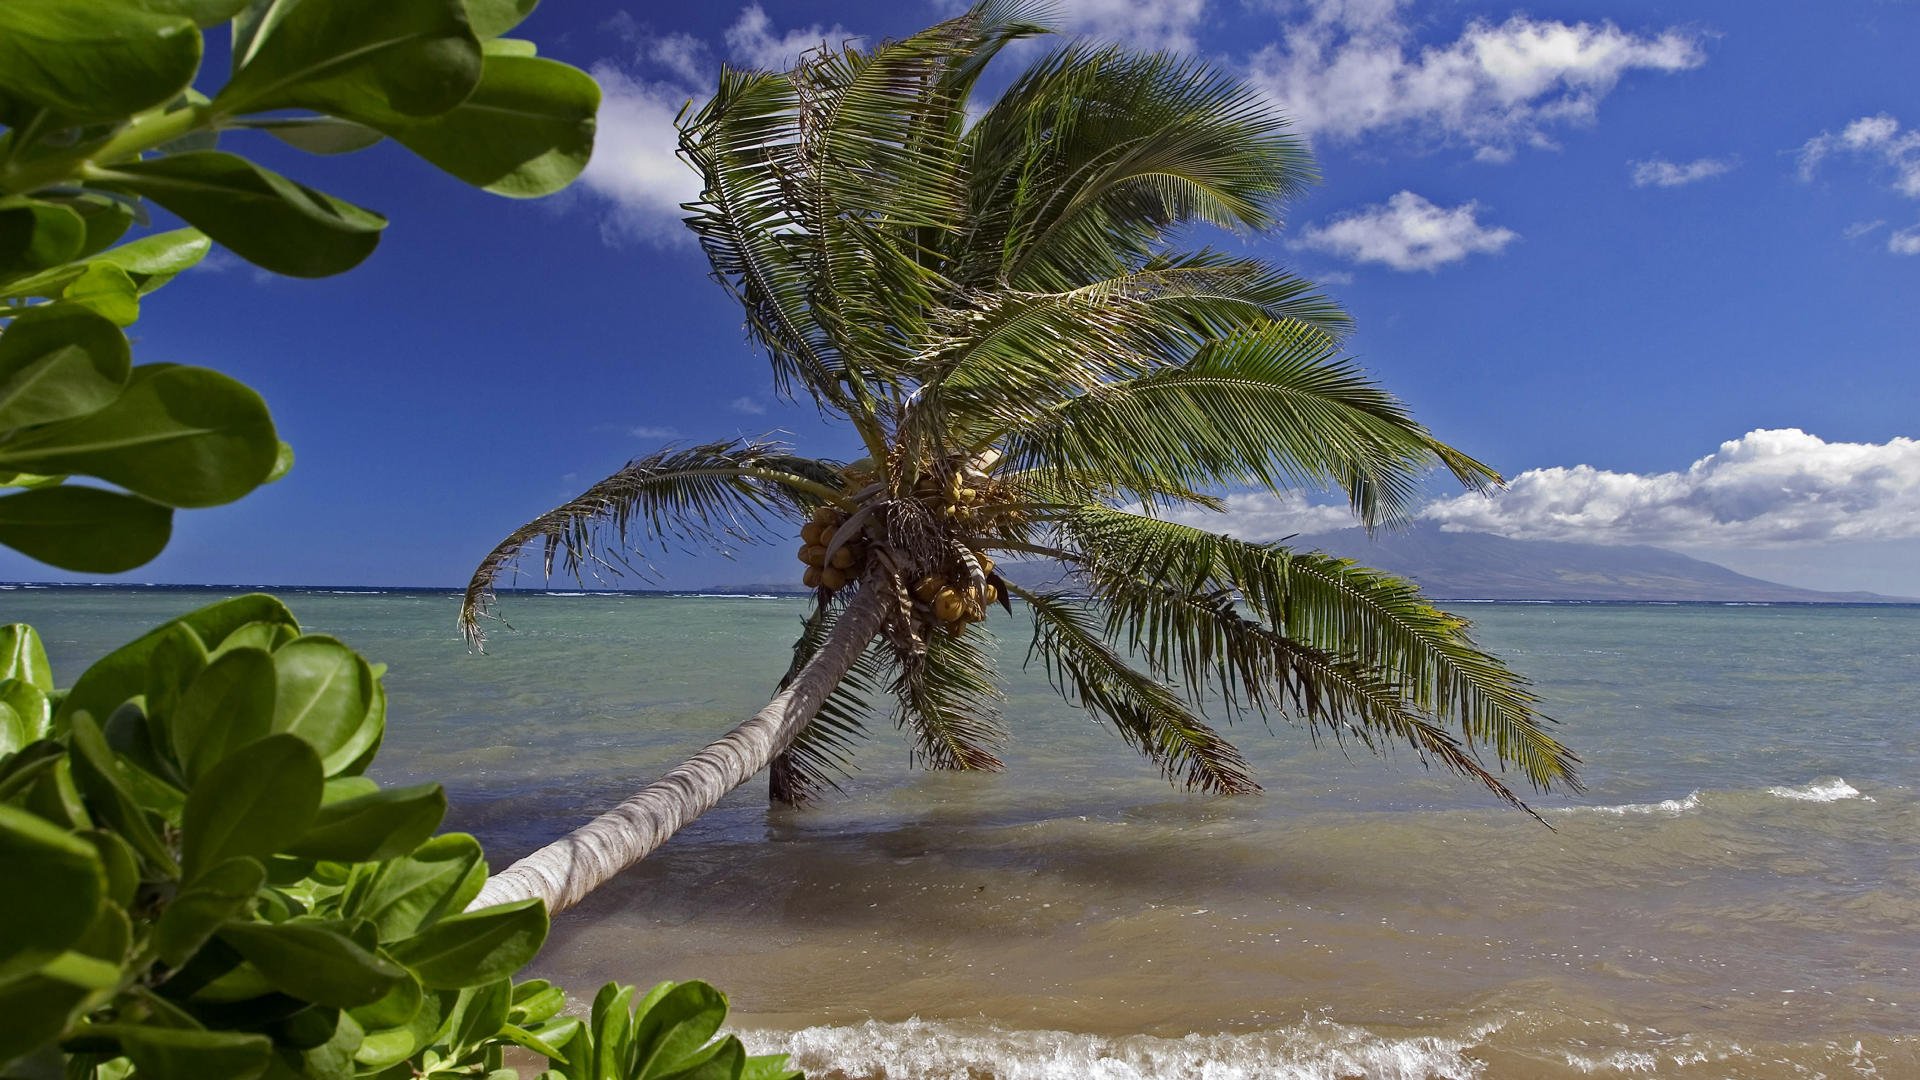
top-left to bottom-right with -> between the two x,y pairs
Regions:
800,521 -> 825,545
934,588 -> 964,623
810,505 -> 840,525
915,575 -> 946,602
802,566 -> 822,588
829,546 -> 858,569
799,544 -> 827,566
820,567 -> 848,590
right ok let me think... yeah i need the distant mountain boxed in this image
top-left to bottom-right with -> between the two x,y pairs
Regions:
1288,524 -> 1910,603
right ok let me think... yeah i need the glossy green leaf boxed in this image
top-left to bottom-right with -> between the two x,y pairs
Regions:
67,713 -> 176,874
286,781 -> 445,862
0,680 -> 52,755
94,152 -> 386,278
58,594 -> 295,727
270,635 -> 382,776
0,486 -> 172,573
483,37 -> 538,58
180,733 -> 322,881
218,919 -> 405,1007
0,1 -> 200,121
386,898 -> 547,989
351,978 -> 440,1069
154,855 -> 265,967
77,827 -> 141,909
0,623 -> 52,690
221,0 -> 482,125
356,832 -> 487,942
385,54 -> 598,198
92,1023 -> 273,1080
266,440 -> 295,483
0,739 -> 62,801
449,979 -> 512,1057
65,194 -> 139,261
94,227 -> 213,293
171,646 -> 277,780
0,200 -> 86,272
347,967 -> 423,1031
0,302 -> 129,429
738,1053 -> 806,1080
266,1005 -> 363,1076
132,0 -> 255,27
241,115 -> 386,155
0,904 -> 128,1065
465,0 -> 538,39
0,363 -> 278,509
0,803 -> 102,981
651,1035 -> 745,1080
57,262 -> 141,326
509,979 -> 565,1025
102,701 -> 187,813
630,981 -> 730,1079
139,622 -> 212,733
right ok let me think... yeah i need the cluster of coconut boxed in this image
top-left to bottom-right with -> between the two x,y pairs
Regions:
797,505 -> 867,592
912,550 -> 999,635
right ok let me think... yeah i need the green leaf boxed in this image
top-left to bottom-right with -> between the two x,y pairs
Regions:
77,828 -> 141,909
0,200 -> 86,272
270,636 -> 381,776
65,194 -> 138,261
464,0 -> 538,39
265,440 -> 295,483
239,115 -> 385,155
0,904 -> 129,1065
221,0 -> 482,125
651,1035 -> 745,1080
170,646 -> 277,781
0,803 -> 102,981
449,979 -> 511,1057
131,0 -> 255,27
387,898 -> 547,989
0,679 -> 52,754
0,487 -> 172,573
58,262 -> 141,326
217,919 -> 405,1007
739,1054 -> 805,1080
0,1 -> 201,121
90,1024 -> 272,1080
286,782 -> 445,862
630,981 -> 729,1079
351,980 -> 441,1069
180,733 -> 322,881
355,833 -> 487,943
154,855 -> 265,967
0,302 -> 129,429
93,152 -> 386,279
58,594 -> 295,727
0,363 -> 278,509
0,623 -> 52,690
94,227 -> 213,293
482,37 -> 538,58
384,54 -> 597,197
67,713 -> 176,874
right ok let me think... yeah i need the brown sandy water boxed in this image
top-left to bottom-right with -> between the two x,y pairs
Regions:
15,588 -> 1920,1078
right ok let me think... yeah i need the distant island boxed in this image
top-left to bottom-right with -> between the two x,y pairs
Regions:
1288,524 -> 1911,603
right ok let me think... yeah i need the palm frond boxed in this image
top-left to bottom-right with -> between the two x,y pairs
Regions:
459,440 -> 839,648
1015,586 -> 1258,794
891,619 -> 1007,771
1055,507 -> 1581,793
1000,321 -> 1497,527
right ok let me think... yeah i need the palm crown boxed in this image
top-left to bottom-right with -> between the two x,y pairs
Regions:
462,1 -> 1580,818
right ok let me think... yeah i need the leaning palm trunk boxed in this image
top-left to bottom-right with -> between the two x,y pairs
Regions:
470,580 -> 892,913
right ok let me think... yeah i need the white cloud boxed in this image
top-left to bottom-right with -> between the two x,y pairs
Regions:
1424,429 -> 1920,547
1630,155 -> 1735,188
578,66 -> 702,244
647,31 -> 713,85
1889,226 -> 1920,256
1295,191 -> 1517,271
630,425 -> 683,439
1155,491 -> 1364,538
1843,219 -> 1886,240
1046,0 -> 1208,53
1248,1 -> 1702,159
728,396 -> 767,415
1799,113 -> 1920,197
724,4 -> 855,70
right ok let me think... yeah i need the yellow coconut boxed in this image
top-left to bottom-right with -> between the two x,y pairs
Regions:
800,521 -> 825,545
820,566 -> 848,590
983,583 -> 999,604
810,505 -> 840,525
915,575 -> 946,602
800,544 -> 828,566
934,588 -> 964,623
829,545 -> 858,569
802,566 -> 822,589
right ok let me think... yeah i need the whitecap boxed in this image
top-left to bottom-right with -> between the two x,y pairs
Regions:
742,1016 -> 1496,1080
1556,792 -> 1701,816
1767,777 -> 1871,803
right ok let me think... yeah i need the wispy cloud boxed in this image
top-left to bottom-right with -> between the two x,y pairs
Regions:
1890,226 -> 1920,256
1798,113 -> 1920,196
724,4 -> 856,70
1296,191 -> 1517,272
1630,155 -> 1736,188
1843,219 -> 1887,240
630,425 -> 682,439
728,396 -> 767,415
1154,491 -> 1364,538
1247,1 -> 1703,160
1425,428 -> 1920,546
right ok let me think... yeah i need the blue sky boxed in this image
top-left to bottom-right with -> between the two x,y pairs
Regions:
6,0 -> 1918,594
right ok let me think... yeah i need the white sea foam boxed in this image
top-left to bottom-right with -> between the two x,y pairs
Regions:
742,1016 -> 1494,1080
1768,777 -> 1871,803
1557,791 -> 1702,816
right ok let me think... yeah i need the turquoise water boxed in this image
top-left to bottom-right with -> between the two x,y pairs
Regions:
10,587 -> 1919,1078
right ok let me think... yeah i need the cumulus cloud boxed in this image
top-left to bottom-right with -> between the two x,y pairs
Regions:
1248,0 -> 1702,159
578,66 -> 702,243
1424,429 -> 1920,546
1630,155 -> 1736,188
1799,113 -> 1920,197
1295,191 -> 1517,271
725,4 -> 856,70
1045,0 -> 1207,52
1154,491 -> 1366,538
1889,226 -> 1920,256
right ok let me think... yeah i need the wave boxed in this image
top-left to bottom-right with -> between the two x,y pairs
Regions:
1555,791 -> 1702,817
1767,777 -> 1871,803
742,1016 -> 1496,1080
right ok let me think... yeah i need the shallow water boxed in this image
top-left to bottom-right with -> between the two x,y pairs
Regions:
10,587 -> 1919,1078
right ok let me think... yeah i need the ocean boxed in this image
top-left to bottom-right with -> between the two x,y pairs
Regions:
9,586 -> 1918,1078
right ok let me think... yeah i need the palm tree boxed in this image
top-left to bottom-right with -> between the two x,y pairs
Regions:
460,1 -> 1580,914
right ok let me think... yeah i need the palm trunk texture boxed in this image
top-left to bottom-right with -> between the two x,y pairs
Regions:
469,581 -> 893,914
